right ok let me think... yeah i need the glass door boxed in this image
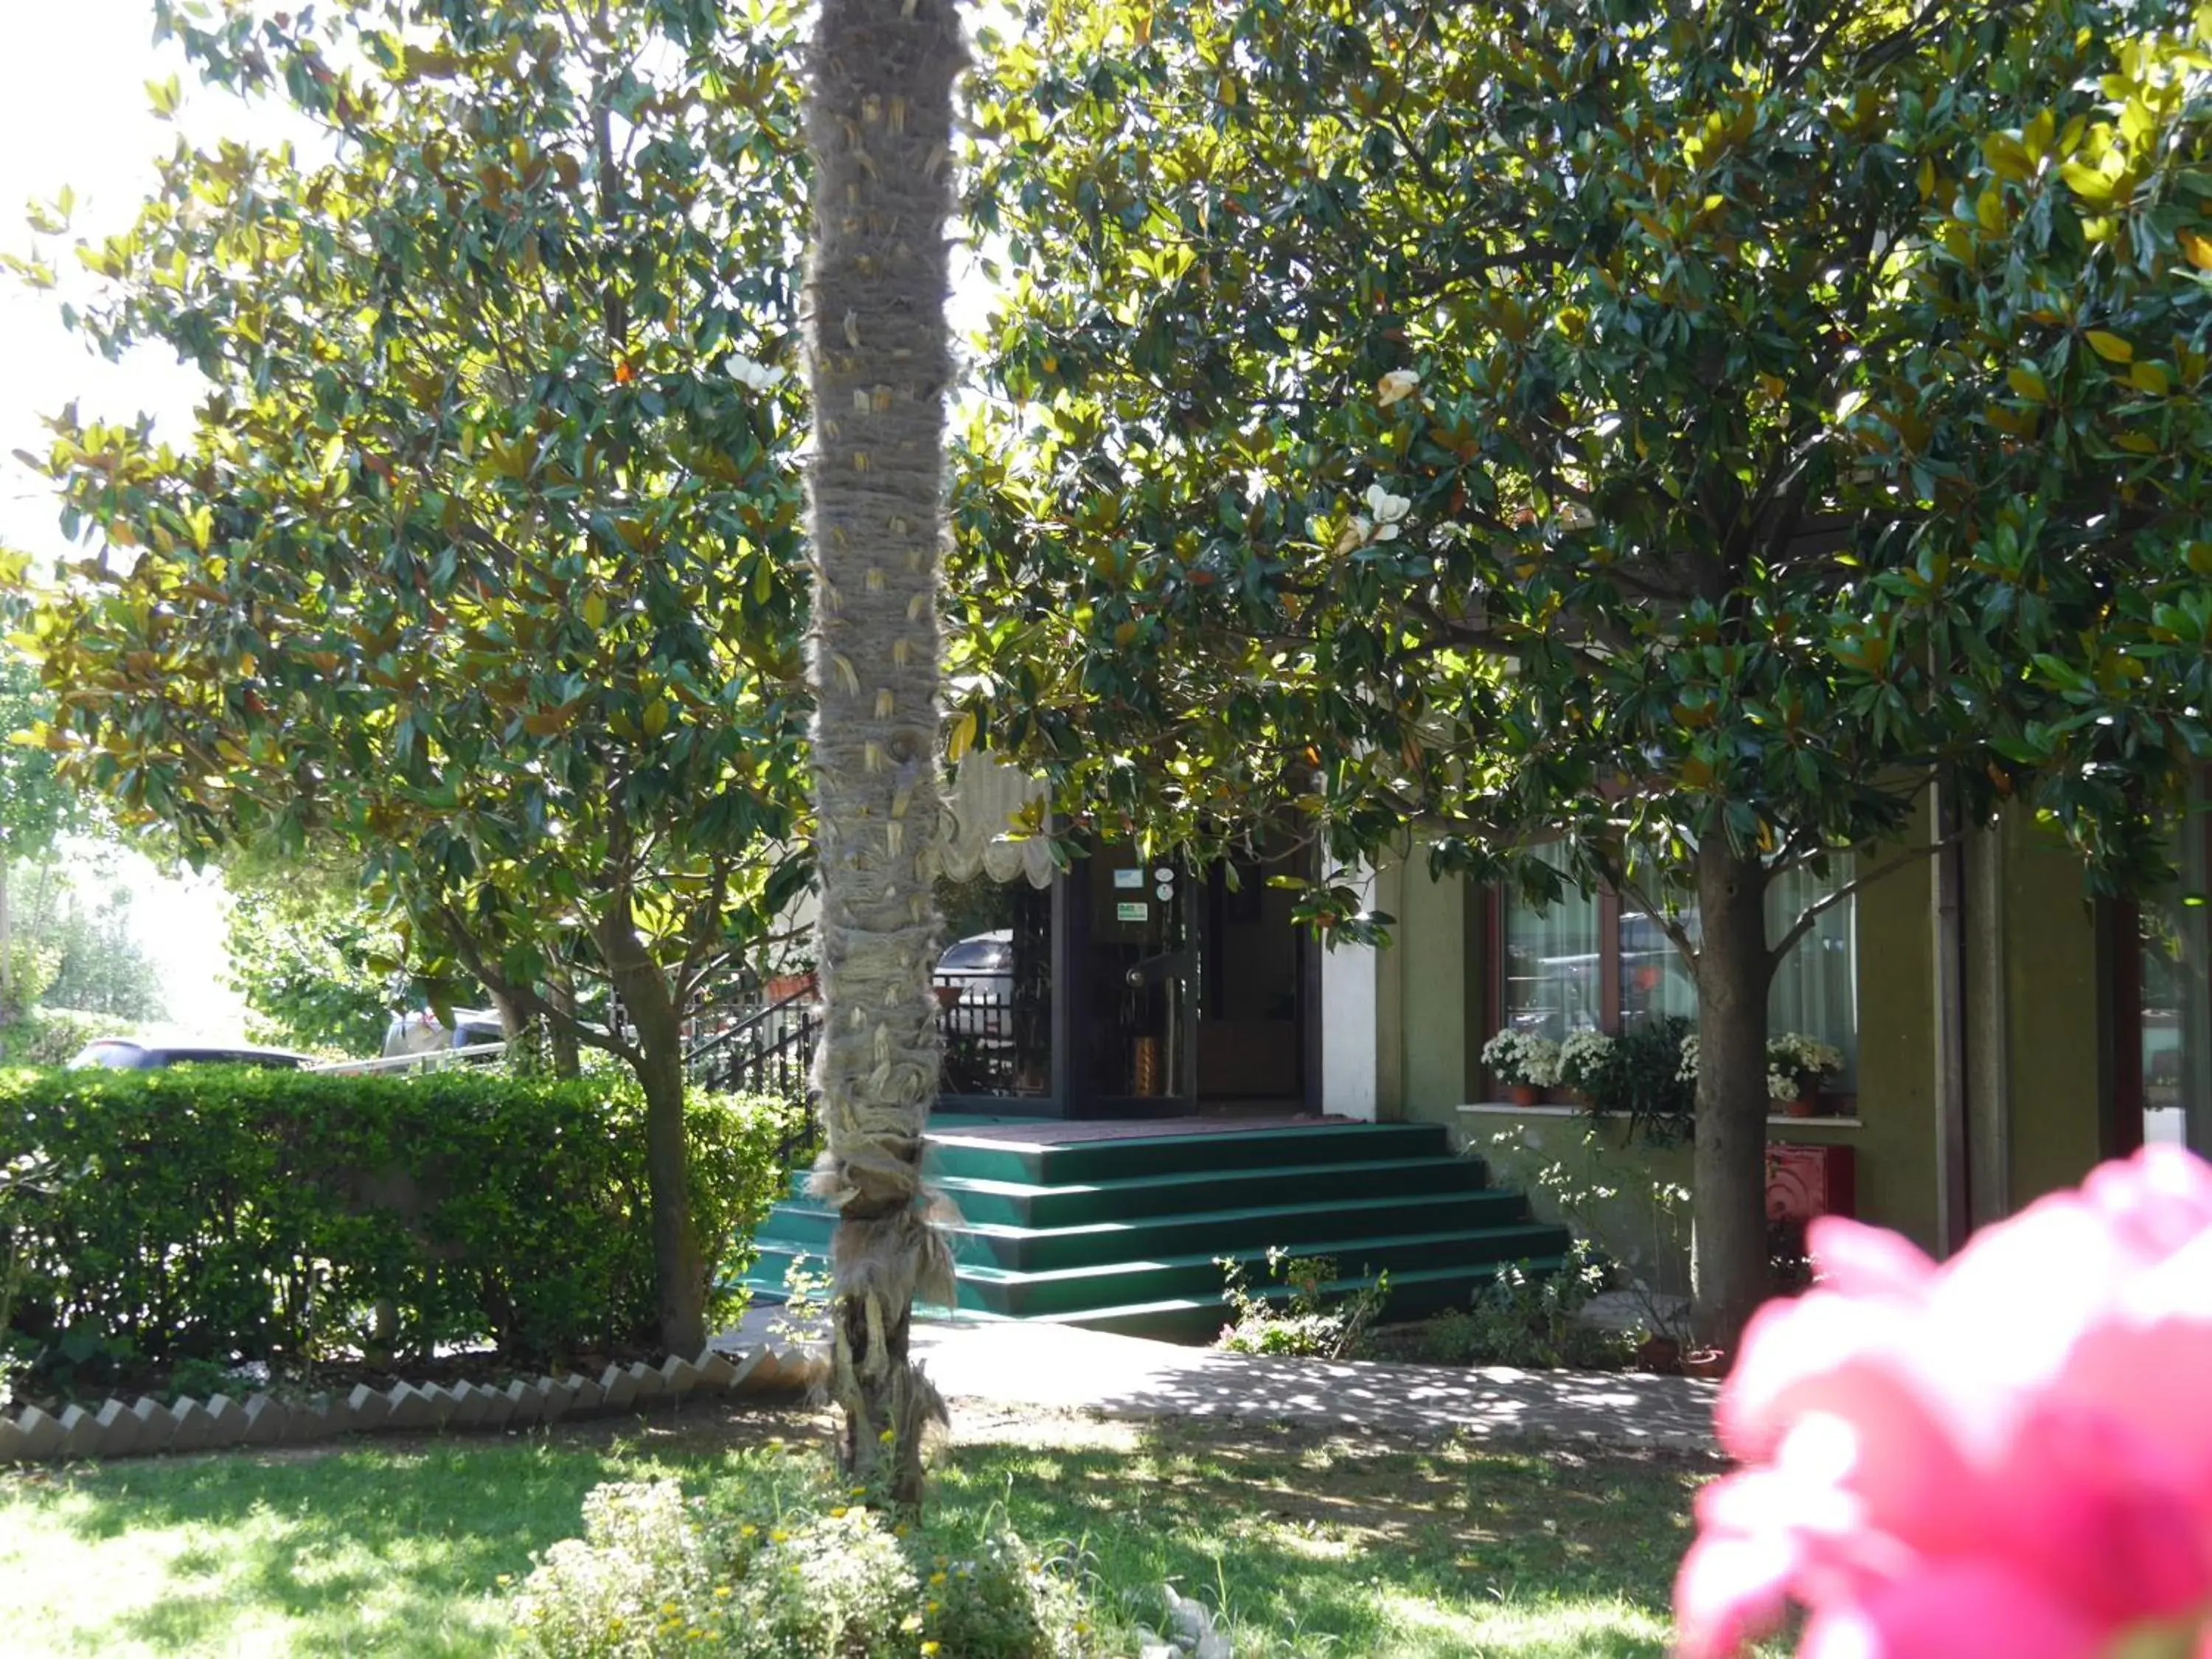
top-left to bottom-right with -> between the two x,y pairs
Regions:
1077,852 -> 1197,1110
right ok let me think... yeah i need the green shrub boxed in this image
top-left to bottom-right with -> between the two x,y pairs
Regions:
1214,1248 -> 1389,1360
0,1008 -> 141,1068
0,1066 -> 801,1386
1420,1242 -> 1630,1371
512,1470 -> 1097,1658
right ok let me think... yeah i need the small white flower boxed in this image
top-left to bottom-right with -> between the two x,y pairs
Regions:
725,354 -> 788,392
1376,367 -> 1421,406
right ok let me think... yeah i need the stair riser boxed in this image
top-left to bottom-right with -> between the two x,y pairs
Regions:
925,1122 -> 1452,1186
1067,1269 -> 1521,1341
747,1226 -> 1568,1319
761,1194 -> 1538,1271
934,1159 -> 1493,1228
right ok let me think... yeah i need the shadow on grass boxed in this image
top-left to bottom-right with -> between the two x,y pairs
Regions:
927,1419 -> 1716,1658
1,1402 -> 826,1658
1,1403 -> 1717,1658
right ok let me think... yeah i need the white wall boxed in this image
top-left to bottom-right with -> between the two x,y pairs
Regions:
1318,861 -> 1382,1120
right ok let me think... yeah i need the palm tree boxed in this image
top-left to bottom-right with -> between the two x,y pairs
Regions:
801,0 -> 966,1506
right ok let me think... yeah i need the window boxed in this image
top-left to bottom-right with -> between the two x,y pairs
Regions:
1496,858 -> 1860,1088
933,874 -> 1053,1098
1500,882 -> 1601,1040
2129,814 -> 2210,1153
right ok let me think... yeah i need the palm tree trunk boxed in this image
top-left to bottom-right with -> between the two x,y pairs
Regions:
802,0 -> 965,1508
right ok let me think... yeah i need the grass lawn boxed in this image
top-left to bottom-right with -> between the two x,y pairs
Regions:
0,1400 -> 1722,1656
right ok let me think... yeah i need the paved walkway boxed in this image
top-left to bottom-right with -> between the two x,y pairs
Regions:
724,1310 -> 1720,1453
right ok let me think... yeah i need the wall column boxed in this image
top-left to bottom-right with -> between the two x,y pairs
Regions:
1319,859 -> 1389,1120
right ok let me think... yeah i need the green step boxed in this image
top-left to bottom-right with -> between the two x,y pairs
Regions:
1020,1256 -> 1573,1342
743,1118 -> 1569,1343
775,1152 -> 1496,1227
745,1222 -> 1569,1321
759,1188 -> 1540,1273
920,1121 -> 1452,1186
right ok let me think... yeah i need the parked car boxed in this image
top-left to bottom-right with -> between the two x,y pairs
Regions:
934,930 -> 1014,1039
380,1007 -> 505,1058
67,1039 -> 310,1071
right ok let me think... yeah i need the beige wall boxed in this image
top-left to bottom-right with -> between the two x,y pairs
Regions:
1998,810 -> 2108,1206
1376,797 -> 2125,1267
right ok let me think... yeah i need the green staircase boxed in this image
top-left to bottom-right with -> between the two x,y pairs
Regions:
737,1120 -> 1571,1342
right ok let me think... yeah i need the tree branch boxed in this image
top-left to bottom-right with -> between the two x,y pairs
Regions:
1770,832 -> 1960,962
675,856 -> 732,1005
435,903 -> 639,1065
1591,841 -> 1701,975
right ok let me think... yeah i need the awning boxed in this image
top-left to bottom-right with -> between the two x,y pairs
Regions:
931,751 -> 1055,888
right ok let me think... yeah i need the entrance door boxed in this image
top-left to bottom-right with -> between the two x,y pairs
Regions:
1074,850 -> 1197,1110
1066,844 -> 1312,1116
1194,847 -> 1310,1110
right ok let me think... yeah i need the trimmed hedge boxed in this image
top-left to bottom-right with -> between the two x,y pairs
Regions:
0,1067 -> 801,1385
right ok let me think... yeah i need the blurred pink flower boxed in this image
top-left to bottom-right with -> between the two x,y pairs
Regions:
1676,1144 -> 2212,1658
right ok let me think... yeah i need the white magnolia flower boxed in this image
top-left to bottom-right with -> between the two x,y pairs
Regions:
1365,482 -> 1412,527
725,354 -> 788,392
1333,516 -> 1374,554
1376,367 -> 1421,406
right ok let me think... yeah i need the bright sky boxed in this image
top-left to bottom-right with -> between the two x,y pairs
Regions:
0,0 -> 259,1033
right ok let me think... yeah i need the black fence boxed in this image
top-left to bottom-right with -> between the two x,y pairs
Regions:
681,973 -> 1048,1134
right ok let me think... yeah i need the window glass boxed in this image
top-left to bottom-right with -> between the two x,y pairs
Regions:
1767,860 -> 1859,1090
1619,897 -> 1697,1027
1610,858 -> 1859,1088
2140,821 -> 2210,1151
933,874 -> 1053,1097
1500,877 -> 1602,1041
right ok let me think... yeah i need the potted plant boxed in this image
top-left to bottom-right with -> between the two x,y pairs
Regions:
1768,1033 -> 1844,1116
1479,1028 -> 1562,1106
763,954 -> 818,1005
1554,1028 -> 1616,1107
1566,1018 -> 1695,1144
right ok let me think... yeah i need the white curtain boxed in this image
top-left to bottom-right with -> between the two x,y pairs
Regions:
1501,879 -> 1602,1040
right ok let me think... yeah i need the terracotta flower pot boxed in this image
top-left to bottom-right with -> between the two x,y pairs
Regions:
766,971 -> 817,1004
1509,1082 -> 1542,1107
1784,1092 -> 1818,1118
1635,1335 -> 1683,1375
1681,1346 -> 1731,1380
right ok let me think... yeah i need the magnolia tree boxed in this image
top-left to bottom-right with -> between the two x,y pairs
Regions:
15,0 -> 815,1355
954,0 -> 2212,1343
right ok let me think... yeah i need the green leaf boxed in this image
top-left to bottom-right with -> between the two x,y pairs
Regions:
2059,160 -> 2116,201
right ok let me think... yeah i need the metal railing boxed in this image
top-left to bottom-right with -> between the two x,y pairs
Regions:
680,973 -> 1046,1119
310,1042 -> 509,1077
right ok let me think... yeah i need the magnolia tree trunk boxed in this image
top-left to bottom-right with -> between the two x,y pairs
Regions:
802,0 -> 964,1507
1691,835 -> 1775,1352
546,964 -> 582,1079
597,905 -> 708,1357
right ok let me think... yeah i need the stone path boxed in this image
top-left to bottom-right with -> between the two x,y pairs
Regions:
724,1310 -> 1720,1453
